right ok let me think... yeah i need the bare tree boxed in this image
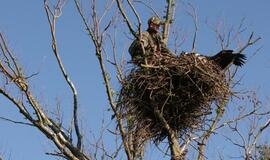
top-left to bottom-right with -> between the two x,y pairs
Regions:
0,1 -> 90,159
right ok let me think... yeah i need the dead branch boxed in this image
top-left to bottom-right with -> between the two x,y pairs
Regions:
107,33 -> 124,81
0,2 -> 90,159
0,116 -> 34,126
238,32 -> 261,54
197,99 -> 227,160
162,0 -> 176,45
73,0 -> 133,159
115,0 -> 136,37
0,88 -> 34,123
0,33 -> 21,76
44,0 -> 82,150
247,119 -> 270,158
134,0 -> 160,18
154,108 -> 182,159
186,3 -> 198,53
171,28 -> 187,54
0,53 -> 89,160
126,0 -> 142,32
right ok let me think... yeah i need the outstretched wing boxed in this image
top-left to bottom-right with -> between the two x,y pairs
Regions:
233,53 -> 246,67
209,50 -> 246,70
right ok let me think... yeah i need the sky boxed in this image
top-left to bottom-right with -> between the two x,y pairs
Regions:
0,0 -> 270,160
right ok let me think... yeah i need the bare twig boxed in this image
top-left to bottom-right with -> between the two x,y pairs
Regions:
0,33 -> 21,76
0,116 -> 34,126
186,3 -> 198,53
134,0 -> 160,18
127,0 -> 142,32
0,88 -> 34,123
238,32 -> 261,54
115,0 -> 136,37
107,31 -> 124,81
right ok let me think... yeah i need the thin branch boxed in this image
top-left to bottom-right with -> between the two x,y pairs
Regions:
0,116 -> 34,126
134,0 -> 160,18
197,100 -> 227,160
216,108 -> 257,130
186,3 -> 198,53
115,0 -> 136,37
44,0 -> 82,150
45,152 -> 66,159
0,33 -> 21,76
127,0 -> 142,31
238,32 -> 261,54
107,32 -> 124,81
0,88 -> 34,123
98,0 -> 115,26
248,119 -> 270,156
222,133 -> 245,149
126,0 -> 143,45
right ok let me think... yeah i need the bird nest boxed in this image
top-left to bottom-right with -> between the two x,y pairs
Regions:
118,53 -> 231,143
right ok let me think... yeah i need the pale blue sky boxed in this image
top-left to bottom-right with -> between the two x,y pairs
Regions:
0,1 -> 269,160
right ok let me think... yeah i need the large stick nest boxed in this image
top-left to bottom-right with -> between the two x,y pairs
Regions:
118,53 -> 231,143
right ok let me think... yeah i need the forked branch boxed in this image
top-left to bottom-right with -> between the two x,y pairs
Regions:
238,32 -> 261,53
116,0 -> 137,37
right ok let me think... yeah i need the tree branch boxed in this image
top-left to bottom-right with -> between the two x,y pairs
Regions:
153,108 -> 182,159
44,0 -> 82,150
0,116 -> 34,126
115,0 -> 136,37
197,99 -> 228,160
238,32 -> 261,54
73,1 -> 133,159
162,0 -> 176,45
186,3 -> 198,53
